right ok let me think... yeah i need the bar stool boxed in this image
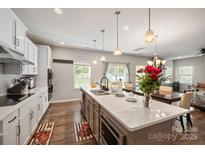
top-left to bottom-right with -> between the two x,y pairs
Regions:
179,92 -> 193,131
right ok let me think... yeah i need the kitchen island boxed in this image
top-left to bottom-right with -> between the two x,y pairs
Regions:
80,86 -> 190,145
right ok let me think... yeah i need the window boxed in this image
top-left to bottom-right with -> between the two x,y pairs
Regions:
136,65 -> 144,85
74,64 -> 91,88
106,63 -> 128,82
179,66 -> 193,84
165,66 -> 173,83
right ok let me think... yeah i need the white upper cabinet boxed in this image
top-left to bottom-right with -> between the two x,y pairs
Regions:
47,47 -> 52,69
14,19 -> 27,55
0,9 -> 15,48
22,37 -> 38,75
0,8 -> 27,55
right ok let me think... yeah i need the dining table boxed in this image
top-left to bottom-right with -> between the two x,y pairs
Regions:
123,88 -> 182,104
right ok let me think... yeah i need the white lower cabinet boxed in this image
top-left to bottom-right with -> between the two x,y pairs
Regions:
19,102 -> 31,145
19,96 -> 38,145
37,90 -> 49,121
0,110 -> 19,145
0,88 -> 49,145
18,91 -> 49,145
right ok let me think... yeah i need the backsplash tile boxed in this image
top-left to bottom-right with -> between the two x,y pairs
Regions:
0,64 -> 21,96
0,75 -> 21,96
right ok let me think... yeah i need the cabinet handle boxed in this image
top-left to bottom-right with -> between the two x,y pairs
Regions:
17,125 -> 20,136
16,38 -> 20,47
8,116 -> 17,123
32,111 -> 34,118
29,112 -> 33,121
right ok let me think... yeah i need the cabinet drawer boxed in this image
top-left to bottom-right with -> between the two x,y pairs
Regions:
2,110 -> 18,133
93,100 -> 100,112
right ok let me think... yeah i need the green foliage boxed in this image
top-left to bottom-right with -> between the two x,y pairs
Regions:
137,73 -> 165,94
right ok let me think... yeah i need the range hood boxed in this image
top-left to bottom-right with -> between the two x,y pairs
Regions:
0,45 -> 34,65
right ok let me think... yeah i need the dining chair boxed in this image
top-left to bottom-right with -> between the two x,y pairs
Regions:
159,86 -> 173,95
124,82 -> 133,90
179,92 -> 193,131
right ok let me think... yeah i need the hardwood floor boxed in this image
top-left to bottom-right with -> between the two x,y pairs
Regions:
40,101 -> 96,145
41,101 -> 205,145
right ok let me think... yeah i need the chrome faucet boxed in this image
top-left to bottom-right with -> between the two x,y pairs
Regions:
100,76 -> 109,91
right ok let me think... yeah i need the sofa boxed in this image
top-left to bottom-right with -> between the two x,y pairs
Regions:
197,82 -> 205,96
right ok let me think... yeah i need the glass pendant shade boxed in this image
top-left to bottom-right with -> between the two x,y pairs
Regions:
144,8 -> 156,43
161,60 -> 167,65
113,11 -> 122,56
144,29 -> 156,43
147,60 -> 153,66
113,48 -> 122,56
156,59 -> 161,66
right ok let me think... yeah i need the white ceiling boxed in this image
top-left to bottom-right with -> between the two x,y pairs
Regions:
13,8 -> 205,59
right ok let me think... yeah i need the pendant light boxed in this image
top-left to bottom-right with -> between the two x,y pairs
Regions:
92,40 -> 98,64
100,29 -> 107,61
144,8 -> 156,43
93,39 -> 97,48
147,36 -> 166,67
113,11 -> 122,56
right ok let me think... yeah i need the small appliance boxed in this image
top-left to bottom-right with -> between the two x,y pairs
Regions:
28,77 -> 36,89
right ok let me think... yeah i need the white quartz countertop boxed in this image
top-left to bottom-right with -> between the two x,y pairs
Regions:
81,86 -> 190,132
0,87 -> 48,121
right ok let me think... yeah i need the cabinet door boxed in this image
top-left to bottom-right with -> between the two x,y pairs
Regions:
30,97 -> 38,132
19,111 -> 32,145
47,47 -> 52,69
88,102 -> 93,131
33,46 -> 38,74
0,9 -> 15,48
15,20 -> 26,55
28,42 -> 35,74
37,94 -> 44,121
21,37 -> 29,74
85,98 -> 89,121
2,125 -> 18,145
93,109 -> 100,143
42,91 -> 49,114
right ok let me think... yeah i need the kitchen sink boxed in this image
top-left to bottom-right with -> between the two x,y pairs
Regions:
90,89 -> 110,96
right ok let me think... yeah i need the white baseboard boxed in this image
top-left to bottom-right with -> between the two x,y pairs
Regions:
51,98 -> 80,103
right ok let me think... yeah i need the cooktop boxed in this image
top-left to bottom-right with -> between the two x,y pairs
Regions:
0,93 -> 35,107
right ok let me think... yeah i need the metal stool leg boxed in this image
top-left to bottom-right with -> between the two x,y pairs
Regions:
180,116 -> 185,132
186,113 -> 193,127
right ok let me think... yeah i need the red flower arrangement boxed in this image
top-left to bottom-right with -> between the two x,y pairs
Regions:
144,66 -> 162,80
137,65 -> 164,98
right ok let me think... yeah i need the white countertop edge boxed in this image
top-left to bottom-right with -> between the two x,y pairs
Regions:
0,87 -> 48,121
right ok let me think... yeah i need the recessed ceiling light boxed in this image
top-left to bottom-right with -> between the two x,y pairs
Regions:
177,56 -> 182,59
54,8 -> 63,15
123,26 -> 129,30
60,41 -> 64,45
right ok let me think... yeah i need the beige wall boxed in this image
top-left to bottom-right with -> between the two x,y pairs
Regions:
51,46 -> 150,102
173,56 -> 205,84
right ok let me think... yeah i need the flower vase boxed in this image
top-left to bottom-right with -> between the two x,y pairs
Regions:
144,93 -> 152,108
